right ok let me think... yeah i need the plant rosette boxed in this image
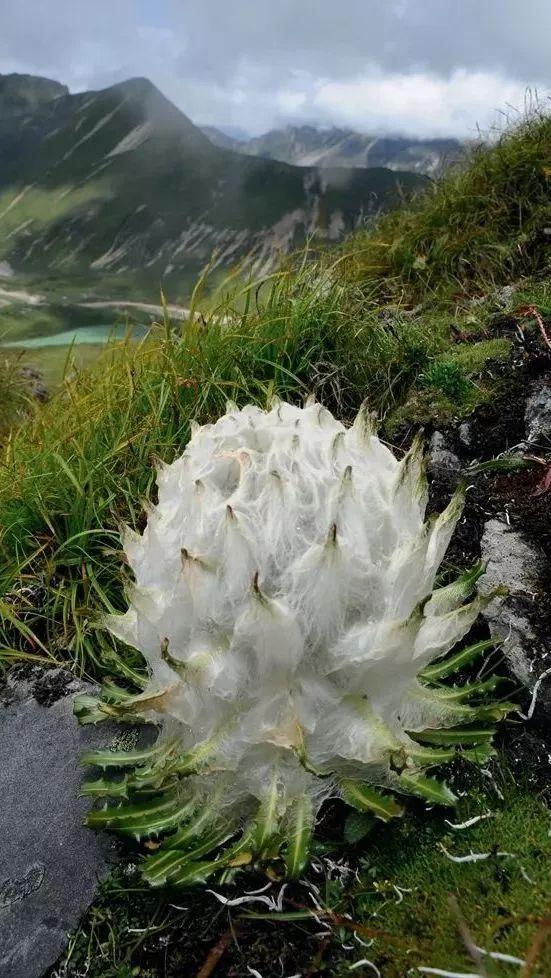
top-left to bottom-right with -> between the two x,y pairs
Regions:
76,399 -> 511,887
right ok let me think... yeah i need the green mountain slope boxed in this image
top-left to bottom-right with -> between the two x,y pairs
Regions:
0,75 -> 426,290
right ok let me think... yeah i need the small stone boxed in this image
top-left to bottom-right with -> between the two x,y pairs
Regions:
525,378 -> 551,443
494,284 -> 516,309
19,366 -> 49,404
427,431 -> 462,487
458,421 -> 473,449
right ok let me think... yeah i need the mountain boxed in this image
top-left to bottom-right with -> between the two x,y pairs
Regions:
202,124 -> 464,176
0,75 -> 427,293
0,73 -> 68,117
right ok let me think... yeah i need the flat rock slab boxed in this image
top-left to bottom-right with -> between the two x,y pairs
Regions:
0,669 -> 122,978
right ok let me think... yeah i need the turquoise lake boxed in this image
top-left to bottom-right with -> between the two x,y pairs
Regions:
2,324 -> 150,348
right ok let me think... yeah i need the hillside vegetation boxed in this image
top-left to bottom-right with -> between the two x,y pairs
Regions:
346,110 -> 551,296
1,111 -> 551,978
0,355 -> 26,435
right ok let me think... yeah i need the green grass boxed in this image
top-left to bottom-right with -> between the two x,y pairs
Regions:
347,787 -> 551,977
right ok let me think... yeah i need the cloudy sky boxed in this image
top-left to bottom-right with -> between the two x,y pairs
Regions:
0,0 -> 549,138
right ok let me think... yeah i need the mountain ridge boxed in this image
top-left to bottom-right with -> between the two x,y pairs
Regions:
202,123 -> 465,175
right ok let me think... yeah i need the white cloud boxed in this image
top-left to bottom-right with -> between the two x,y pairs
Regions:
308,69 -> 544,138
184,67 -> 546,139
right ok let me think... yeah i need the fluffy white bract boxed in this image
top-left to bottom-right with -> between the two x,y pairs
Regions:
77,400 -> 506,883
108,402 -> 482,803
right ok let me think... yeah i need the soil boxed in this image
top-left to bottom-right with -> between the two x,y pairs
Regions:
420,321 -> 551,799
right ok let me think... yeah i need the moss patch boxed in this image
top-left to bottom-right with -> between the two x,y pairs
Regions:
347,788 -> 551,977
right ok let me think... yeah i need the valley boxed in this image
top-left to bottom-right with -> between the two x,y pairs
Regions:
0,72 -> 426,350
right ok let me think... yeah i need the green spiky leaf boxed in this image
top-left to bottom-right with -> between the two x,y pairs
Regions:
251,776 -> 281,852
100,680 -> 138,703
468,457 -> 531,475
284,795 -> 314,879
423,676 -> 501,701
407,742 -> 496,767
344,811 -> 375,844
81,739 -> 177,770
86,791 -> 195,839
471,701 -> 516,722
399,771 -> 457,805
73,694 -> 111,725
425,562 -> 486,616
80,776 -> 130,798
411,725 -> 496,745
421,638 -> 500,681
167,857 -> 227,887
143,827 -> 232,885
160,803 -> 223,850
341,780 -> 404,821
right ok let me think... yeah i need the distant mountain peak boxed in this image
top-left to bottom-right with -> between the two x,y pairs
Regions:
0,72 -> 68,116
104,76 -> 161,100
202,123 -> 465,175
93,76 -> 212,145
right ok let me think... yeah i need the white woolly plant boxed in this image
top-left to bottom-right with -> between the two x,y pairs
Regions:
76,399 -> 510,887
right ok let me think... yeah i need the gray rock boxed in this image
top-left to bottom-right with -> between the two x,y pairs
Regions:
19,366 -> 49,404
494,283 -> 516,309
480,519 -> 547,686
458,421 -> 473,449
0,669 -> 120,978
427,431 -> 462,486
525,378 -> 551,443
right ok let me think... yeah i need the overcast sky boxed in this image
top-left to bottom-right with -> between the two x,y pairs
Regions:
0,0 -> 549,138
